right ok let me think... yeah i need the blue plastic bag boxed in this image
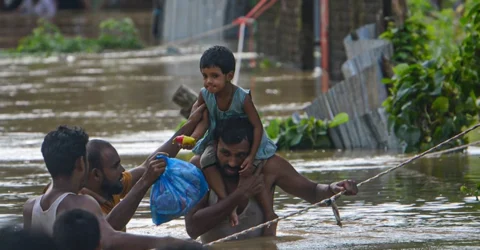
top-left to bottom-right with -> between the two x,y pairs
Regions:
150,155 -> 209,225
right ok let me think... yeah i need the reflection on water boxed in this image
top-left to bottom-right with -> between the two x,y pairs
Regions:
1,13 -> 480,249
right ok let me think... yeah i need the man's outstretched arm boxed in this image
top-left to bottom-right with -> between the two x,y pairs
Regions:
264,155 -> 358,204
129,104 -> 207,183
106,157 -> 166,231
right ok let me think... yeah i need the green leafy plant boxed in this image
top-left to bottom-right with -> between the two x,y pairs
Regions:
12,18 -> 143,54
13,19 -> 95,54
382,2 -> 480,153
380,19 -> 431,64
382,61 -> 477,153
173,112 -> 349,151
406,0 -> 468,60
265,113 -> 349,151
460,183 -> 480,201
97,18 -> 143,50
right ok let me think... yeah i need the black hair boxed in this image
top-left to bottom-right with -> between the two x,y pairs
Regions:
215,117 -> 253,145
0,226 -> 57,250
53,209 -> 100,250
199,45 -> 236,74
86,139 -> 113,170
41,125 -> 89,178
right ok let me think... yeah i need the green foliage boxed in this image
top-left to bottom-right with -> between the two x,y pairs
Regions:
264,113 -> 349,151
380,19 -> 431,64
13,19 -> 97,54
460,183 -> 480,201
406,0 -> 468,59
382,61 -> 478,153
12,18 -> 143,55
174,113 -> 350,151
97,18 -> 143,50
381,2 -> 480,153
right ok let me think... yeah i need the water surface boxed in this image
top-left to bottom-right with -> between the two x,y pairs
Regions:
0,11 -> 479,250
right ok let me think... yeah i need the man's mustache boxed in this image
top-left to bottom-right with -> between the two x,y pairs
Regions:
221,164 -> 241,172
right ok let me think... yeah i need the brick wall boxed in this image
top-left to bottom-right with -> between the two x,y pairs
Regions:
328,0 -> 384,81
255,0 -> 304,68
255,0 -> 384,80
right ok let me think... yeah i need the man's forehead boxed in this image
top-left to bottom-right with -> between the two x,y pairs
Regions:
100,146 -> 120,167
217,138 -> 250,153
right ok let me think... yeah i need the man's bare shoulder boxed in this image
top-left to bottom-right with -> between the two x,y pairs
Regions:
23,197 -> 36,213
261,154 -> 291,174
59,193 -> 103,214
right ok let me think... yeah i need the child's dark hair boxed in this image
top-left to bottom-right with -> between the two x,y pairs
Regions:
53,209 -> 100,250
199,45 -> 236,74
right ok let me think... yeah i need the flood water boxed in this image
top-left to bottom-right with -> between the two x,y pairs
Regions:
1,11 -> 480,250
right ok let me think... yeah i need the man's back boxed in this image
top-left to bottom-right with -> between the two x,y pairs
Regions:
24,190 -> 104,235
29,192 -> 74,236
53,208 -> 101,250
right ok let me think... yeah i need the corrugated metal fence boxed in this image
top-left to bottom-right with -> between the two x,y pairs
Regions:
305,23 -> 400,150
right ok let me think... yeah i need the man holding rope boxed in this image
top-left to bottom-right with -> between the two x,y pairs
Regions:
185,117 -> 359,243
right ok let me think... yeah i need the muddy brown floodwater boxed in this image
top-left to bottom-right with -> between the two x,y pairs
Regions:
1,10 -> 479,250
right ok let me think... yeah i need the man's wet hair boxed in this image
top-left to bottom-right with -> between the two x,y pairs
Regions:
0,226 -> 57,250
199,45 -> 236,74
41,125 -> 89,178
53,209 -> 100,250
86,139 -> 113,171
215,117 -> 253,145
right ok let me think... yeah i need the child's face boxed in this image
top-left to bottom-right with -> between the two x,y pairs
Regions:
201,67 -> 233,94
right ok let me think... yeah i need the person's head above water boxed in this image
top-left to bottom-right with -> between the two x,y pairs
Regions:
199,45 -> 236,94
86,139 -> 126,196
41,125 -> 89,188
214,117 -> 254,178
53,209 -> 101,250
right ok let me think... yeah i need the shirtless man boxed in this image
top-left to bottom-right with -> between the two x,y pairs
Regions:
23,106 -> 206,250
185,117 -> 358,243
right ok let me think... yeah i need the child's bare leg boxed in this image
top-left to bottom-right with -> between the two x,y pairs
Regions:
255,187 -> 277,236
203,166 -> 239,226
200,144 -> 238,226
189,155 -> 201,170
252,160 -> 277,236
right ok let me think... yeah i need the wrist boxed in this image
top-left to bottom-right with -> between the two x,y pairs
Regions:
328,183 -> 335,195
315,184 -> 334,202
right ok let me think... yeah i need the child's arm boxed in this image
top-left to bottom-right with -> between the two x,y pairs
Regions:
177,92 -> 208,149
190,109 -> 209,141
190,91 -> 205,117
190,91 -> 208,141
240,94 -> 263,174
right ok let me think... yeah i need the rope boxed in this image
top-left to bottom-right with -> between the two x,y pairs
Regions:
424,140 -> 480,158
204,123 -> 480,247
